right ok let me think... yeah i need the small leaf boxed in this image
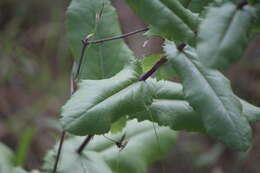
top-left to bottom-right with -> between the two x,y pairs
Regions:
197,3 -> 256,69
61,61 -> 154,135
126,0 -> 199,43
165,41 -> 252,151
67,0 -> 134,80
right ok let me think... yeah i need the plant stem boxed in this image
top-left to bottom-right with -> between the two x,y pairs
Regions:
177,43 -> 186,52
76,135 -> 94,154
74,27 -> 150,154
139,57 -> 168,81
52,131 -> 65,173
75,27 -> 149,80
75,42 -> 89,79
237,0 -> 248,9
86,27 -> 149,44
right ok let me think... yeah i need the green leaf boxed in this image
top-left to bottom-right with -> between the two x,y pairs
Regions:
67,0 -> 134,80
61,61 -> 154,135
43,149 -> 113,173
164,41 -> 252,151
0,143 -> 34,173
130,79 -> 260,133
197,3 -> 256,69
240,98 -> 260,123
43,120 -> 176,173
130,79 -> 206,132
142,54 -> 177,79
110,116 -> 127,134
0,143 -> 14,165
178,0 -> 214,13
125,0 -> 199,43
15,128 -> 35,167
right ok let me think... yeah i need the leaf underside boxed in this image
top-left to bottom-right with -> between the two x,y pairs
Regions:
164,41 -> 252,151
61,61 -> 154,135
197,3 -> 255,69
126,0 -> 199,43
43,120 -> 177,173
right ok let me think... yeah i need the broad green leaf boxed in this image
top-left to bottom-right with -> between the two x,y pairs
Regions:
164,41 -> 252,151
61,61 -> 154,135
178,0 -> 214,13
130,79 -> 206,132
130,79 -> 260,133
197,3 -> 256,69
126,0 -> 199,43
0,143 -> 36,173
43,120 -> 176,173
43,148 -> 113,173
67,0 -> 134,80
142,54 -> 177,79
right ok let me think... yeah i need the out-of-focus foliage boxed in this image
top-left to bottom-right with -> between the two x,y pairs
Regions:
1,0 -> 260,173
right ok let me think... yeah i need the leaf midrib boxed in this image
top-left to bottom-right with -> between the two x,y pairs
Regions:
181,51 -> 240,133
159,0 -> 196,33
213,5 -> 237,58
66,77 -> 141,128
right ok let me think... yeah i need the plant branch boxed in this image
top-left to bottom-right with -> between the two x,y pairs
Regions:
52,131 -> 65,173
86,27 -> 149,44
177,43 -> 186,52
75,41 -> 89,80
75,27 -> 149,80
76,135 -> 94,154
74,27 -> 150,154
139,57 -> 168,81
237,0 -> 248,9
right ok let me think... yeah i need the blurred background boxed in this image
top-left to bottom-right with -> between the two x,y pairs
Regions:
0,0 -> 260,172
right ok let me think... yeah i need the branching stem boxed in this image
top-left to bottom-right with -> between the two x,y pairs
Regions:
76,135 -> 94,154
75,27 -> 149,79
86,27 -> 149,44
139,57 -> 168,81
52,131 -> 65,173
237,0 -> 248,9
74,27 -> 152,155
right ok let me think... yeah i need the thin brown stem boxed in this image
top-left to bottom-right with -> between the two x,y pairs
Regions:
75,27 -> 149,80
86,27 -> 149,44
75,41 -> 89,79
237,0 -> 248,9
139,57 -> 168,81
77,135 -> 94,154
177,43 -> 186,52
73,27 -> 150,155
52,131 -> 65,173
